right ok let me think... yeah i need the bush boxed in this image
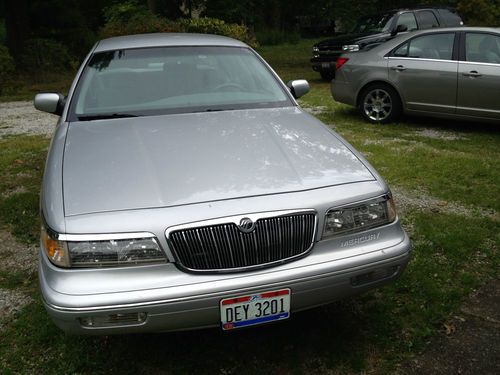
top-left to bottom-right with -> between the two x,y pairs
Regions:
255,29 -> 300,46
100,1 -> 257,47
18,39 -> 75,79
177,18 -> 258,47
101,1 -> 177,38
0,45 -> 15,93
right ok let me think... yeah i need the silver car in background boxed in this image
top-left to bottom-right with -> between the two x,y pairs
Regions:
331,27 -> 500,123
35,33 -> 411,334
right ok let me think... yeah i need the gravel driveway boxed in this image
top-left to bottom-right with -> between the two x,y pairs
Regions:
0,101 -> 56,138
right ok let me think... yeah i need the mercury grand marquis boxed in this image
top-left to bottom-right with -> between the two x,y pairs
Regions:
34,33 -> 411,334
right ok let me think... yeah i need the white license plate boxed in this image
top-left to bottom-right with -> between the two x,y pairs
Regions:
220,289 -> 291,331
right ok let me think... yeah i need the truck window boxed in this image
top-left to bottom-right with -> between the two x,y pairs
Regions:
397,12 -> 418,31
437,9 -> 463,27
417,11 -> 440,29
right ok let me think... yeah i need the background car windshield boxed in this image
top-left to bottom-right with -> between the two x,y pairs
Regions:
350,13 -> 394,33
70,46 -> 292,119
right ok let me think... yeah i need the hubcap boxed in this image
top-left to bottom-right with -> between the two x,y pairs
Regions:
363,89 -> 393,122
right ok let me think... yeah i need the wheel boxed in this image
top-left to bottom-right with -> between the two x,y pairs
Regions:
359,84 -> 401,124
320,71 -> 334,81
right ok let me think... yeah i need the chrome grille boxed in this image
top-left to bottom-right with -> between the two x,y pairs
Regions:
167,211 -> 316,272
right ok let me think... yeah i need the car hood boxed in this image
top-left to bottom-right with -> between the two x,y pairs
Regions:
62,107 -> 375,216
316,32 -> 388,48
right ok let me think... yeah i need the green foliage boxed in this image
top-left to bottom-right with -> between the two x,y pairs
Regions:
100,0 -> 177,38
457,0 -> 500,26
18,39 -> 75,79
0,44 -> 15,94
177,17 -> 258,47
100,1 -> 257,47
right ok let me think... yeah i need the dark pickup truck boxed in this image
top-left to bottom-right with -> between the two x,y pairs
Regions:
311,7 -> 463,80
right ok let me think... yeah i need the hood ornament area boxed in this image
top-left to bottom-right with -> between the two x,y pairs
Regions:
238,217 -> 255,233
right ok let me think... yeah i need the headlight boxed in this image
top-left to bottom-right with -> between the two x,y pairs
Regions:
342,44 -> 360,52
322,195 -> 396,239
41,225 -> 70,267
313,46 -> 319,52
41,225 -> 166,268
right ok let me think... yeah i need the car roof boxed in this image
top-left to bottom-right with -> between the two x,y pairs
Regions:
411,26 -> 499,35
95,33 -> 248,52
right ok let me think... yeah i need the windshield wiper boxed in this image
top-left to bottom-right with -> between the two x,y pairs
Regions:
77,113 -> 139,121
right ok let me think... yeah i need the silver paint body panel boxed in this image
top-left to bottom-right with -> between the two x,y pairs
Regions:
38,33 -> 411,334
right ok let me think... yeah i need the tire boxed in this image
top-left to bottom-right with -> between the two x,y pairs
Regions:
320,70 -> 334,81
359,84 -> 402,124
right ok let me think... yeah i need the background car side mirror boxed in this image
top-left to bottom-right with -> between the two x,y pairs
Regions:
287,80 -> 310,99
391,24 -> 408,36
34,93 -> 66,116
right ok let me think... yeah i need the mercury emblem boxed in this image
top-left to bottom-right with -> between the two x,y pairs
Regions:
238,217 -> 255,233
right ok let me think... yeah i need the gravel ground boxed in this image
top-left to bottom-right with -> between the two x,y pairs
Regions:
0,101 -> 56,138
0,229 -> 38,333
0,288 -> 33,332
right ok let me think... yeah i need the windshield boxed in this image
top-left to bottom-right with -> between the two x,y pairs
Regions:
69,46 -> 292,121
350,13 -> 395,33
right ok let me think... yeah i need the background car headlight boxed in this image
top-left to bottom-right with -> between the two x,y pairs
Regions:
41,225 -> 166,268
313,46 -> 319,57
322,195 -> 396,239
342,44 -> 360,52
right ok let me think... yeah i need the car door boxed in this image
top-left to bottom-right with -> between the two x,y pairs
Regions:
387,32 -> 458,114
456,31 -> 500,119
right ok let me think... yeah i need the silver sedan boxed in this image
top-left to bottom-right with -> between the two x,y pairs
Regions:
35,33 -> 410,334
331,27 -> 500,123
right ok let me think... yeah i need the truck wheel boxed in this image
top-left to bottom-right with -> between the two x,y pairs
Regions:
320,71 -> 334,81
359,84 -> 402,124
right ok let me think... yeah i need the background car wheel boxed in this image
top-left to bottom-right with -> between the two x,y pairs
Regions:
359,84 -> 401,124
320,71 -> 334,81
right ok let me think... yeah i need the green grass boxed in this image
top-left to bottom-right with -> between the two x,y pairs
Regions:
0,40 -> 499,374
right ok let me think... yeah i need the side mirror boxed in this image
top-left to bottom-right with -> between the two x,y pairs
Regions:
287,80 -> 310,99
34,93 -> 66,116
391,24 -> 408,36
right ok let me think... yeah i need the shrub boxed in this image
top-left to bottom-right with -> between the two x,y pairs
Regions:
101,1 -> 177,38
100,1 -> 257,47
18,39 -> 75,80
177,18 -> 258,47
0,45 -> 15,93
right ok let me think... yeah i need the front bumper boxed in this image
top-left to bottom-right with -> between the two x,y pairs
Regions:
310,56 -> 338,73
40,226 -> 411,335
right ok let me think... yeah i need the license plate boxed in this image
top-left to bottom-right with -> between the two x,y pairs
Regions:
321,62 -> 330,69
220,289 -> 291,331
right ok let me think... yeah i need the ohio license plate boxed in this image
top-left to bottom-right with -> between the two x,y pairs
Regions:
220,289 -> 291,330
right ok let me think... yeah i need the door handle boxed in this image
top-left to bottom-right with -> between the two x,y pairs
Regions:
463,70 -> 482,77
391,65 -> 407,71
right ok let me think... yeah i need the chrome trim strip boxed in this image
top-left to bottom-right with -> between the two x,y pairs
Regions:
387,57 -> 457,64
165,209 -> 315,236
458,60 -> 500,68
58,232 -> 157,241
